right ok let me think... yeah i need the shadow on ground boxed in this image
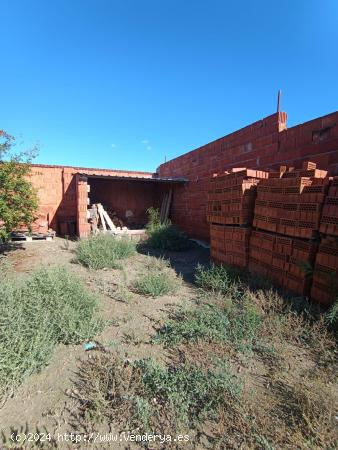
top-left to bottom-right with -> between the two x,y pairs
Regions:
0,242 -> 26,255
137,243 -> 210,283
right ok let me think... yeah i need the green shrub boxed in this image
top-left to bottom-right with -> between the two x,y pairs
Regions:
195,263 -> 239,293
74,353 -> 241,432
154,305 -> 230,346
134,270 -> 180,297
0,266 -> 102,398
325,298 -> 338,328
146,206 -> 161,231
136,358 -> 241,426
74,233 -> 136,269
146,223 -> 191,251
145,207 -> 191,251
0,130 -> 38,241
155,289 -> 262,350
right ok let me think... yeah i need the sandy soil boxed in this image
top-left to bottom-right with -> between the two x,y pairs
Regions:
0,239 -> 336,450
0,238 -> 209,448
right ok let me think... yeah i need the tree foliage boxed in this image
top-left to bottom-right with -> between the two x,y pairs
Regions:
0,130 -> 38,240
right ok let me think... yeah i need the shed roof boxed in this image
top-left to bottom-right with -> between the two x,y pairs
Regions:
78,173 -> 187,183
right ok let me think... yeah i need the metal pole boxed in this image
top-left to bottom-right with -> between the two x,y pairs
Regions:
277,90 -> 281,113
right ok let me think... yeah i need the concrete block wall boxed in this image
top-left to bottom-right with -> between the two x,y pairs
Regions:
157,111 -> 338,239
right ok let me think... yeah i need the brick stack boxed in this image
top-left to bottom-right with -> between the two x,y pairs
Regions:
311,237 -> 338,305
249,230 -> 317,296
76,175 -> 91,238
207,168 -> 269,226
311,177 -> 338,304
253,162 -> 329,239
210,224 -> 251,268
249,162 -> 329,297
208,168 -> 269,268
320,177 -> 338,237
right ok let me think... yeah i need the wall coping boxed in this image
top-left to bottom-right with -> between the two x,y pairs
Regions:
31,163 -> 154,177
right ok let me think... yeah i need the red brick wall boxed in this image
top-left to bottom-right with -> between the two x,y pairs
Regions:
26,110 -> 338,239
89,178 -> 164,226
157,111 -> 338,239
28,165 -> 154,235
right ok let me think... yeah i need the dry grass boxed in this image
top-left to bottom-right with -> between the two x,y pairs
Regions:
69,265 -> 337,449
1,246 -> 336,450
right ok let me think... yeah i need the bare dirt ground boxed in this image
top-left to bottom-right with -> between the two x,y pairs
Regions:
0,238 -> 337,450
0,238 -> 209,448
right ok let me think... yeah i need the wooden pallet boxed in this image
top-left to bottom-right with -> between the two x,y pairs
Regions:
10,232 -> 55,242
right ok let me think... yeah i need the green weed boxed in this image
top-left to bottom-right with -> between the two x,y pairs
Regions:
0,266 -> 102,398
154,304 -> 230,346
0,255 -> 12,274
114,285 -> 134,303
155,289 -> 262,351
145,207 -> 191,251
325,298 -> 338,328
136,358 -> 241,426
134,396 -> 152,431
133,259 -> 180,297
74,352 -> 241,432
74,233 -> 136,269
195,263 -> 239,294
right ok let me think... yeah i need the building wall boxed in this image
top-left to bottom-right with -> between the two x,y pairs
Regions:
26,110 -> 338,239
28,164 -> 153,234
157,111 -> 338,239
89,178 -> 164,226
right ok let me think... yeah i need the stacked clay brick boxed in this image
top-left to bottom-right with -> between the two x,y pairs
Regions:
207,162 -> 338,304
249,230 -> 317,296
207,168 -> 269,226
253,162 -> 329,239
249,162 -> 329,295
207,168 -> 269,268
311,177 -> 338,304
249,162 -> 329,297
210,224 -> 251,268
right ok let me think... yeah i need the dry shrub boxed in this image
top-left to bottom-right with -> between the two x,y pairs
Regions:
270,375 -> 338,449
249,289 -> 336,360
72,350 -> 243,443
73,352 -> 141,426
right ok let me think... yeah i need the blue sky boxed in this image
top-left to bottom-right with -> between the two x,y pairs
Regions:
1,0 -> 337,172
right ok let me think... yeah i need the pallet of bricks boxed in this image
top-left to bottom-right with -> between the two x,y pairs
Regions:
207,168 -> 269,268
312,176 -> 338,305
250,161 -> 329,297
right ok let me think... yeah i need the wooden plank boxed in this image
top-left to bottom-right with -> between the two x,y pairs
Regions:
160,192 -> 168,222
164,187 -> 173,221
102,209 -> 117,231
90,204 -> 99,234
97,204 -> 107,231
